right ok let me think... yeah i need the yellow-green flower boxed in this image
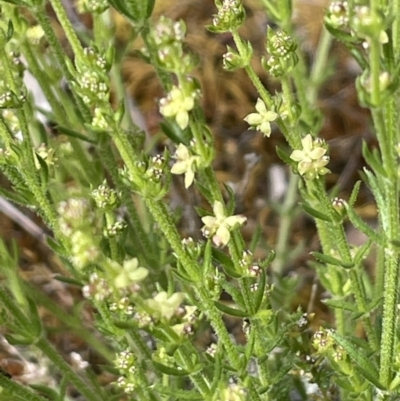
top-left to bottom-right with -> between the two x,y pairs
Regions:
113,258 -> 149,289
290,134 -> 330,180
244,98 -> 277,137
145,291 -> 185,320
159,86 -> 195,129
201,201 -> 247,247
170,144 -> 201,188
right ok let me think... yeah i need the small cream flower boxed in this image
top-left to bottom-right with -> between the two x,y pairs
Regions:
113,258 -> 149,289
201,201 -> 247,247
171,144 -> 201,188
159,86 -> 195,130
244,98 -> 277,137
145,291 -> 185,320
290,134 -> 330,180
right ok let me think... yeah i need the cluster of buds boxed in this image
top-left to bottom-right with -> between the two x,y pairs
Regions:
263,29 -> 298,78
209,0 -> 246,33
104,220 -> 127,238
82,272 -> 112,301
91,181 -> 120,210
76,0 -> 109,14
325,3 -> 388,50
313,329 -> 352,375
57,198 -> 100,269
325,1 -> 349,30
159,79 -> 200,130
34,143 -> 57,170
72,47 -> 113,106
222,41 -> 253,71
201,201 -> 247,247
181,237 -> 202,259
115,349 -> 138,395
290,134 -> 330,180
153,17 -> 196,75
109,296 -> 134,316
119,153 -> 170,200
217,380 -> 247,401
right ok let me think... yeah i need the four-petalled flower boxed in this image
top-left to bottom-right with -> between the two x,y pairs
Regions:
244,98 -> 277,137
290,134 -> 330,180
201,201 -> 247,247
171,144 -> 201,188
159,86 -> 195,130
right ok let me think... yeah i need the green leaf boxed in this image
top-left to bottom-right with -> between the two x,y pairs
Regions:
362,141 -> 386,177
301,203 -> 332,222
322,298 -> 359,312
312,252 -> 354,269
331,332 -> 384,389
5,333 -> 35,346
345,203 -> 386,247
171,268 -> 195,284
29,385 -> 58,401
349,181 -> 361,207
212,248 -> 241,278
275,145 -> 293,165
202,240 -> 212,276
53,275 -> 83,287
46,238 -> 68,257
156,386 -> 203,400
254,268 -> 266,312
152,360 -> 189,376
353,239 -> 372,265
26,297 -> 42,339
55,125 -> 96,143
214,301 -> 250,317
160,121 -> 190,145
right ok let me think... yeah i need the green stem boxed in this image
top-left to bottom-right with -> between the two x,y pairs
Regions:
271,172 -> 299,274
36,337 -> 99,401
26,283 -> 114,362
231,31 -> 274,109
308,26 -> 332,105
0,374 -> 49,401
47,0 -> 85,61
35,10 -> 91,123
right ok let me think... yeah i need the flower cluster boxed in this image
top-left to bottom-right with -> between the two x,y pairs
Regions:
325,1 -> 349,29
209,0 -> 246,33
91,181 -> 120,210
153,17 -> 196,75
201,201 -> 247,247
290,134 -> 330,180
72,47 -> 112,106
76,0 -> 109,14
115,349 -> 138,394
243,98 -> 277,137
263,29 -> 298,77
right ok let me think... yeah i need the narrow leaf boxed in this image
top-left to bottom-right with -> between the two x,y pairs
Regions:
349,181 -> 361,207
322,299 -> 359,312
214,301 -> 250,317
362,141 -> 386,177
312,252 -> 354,269
152,361 -> 188,376
301,203 -> 332,222
345,203 -> 386,247
56,125 -> 96,143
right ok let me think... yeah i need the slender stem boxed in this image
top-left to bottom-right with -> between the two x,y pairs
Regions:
0,374 -> 49,401
308,26 -> 332,105
271,172 -> 299,274
48,0 -> 85,61
36,337 -> 100,401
